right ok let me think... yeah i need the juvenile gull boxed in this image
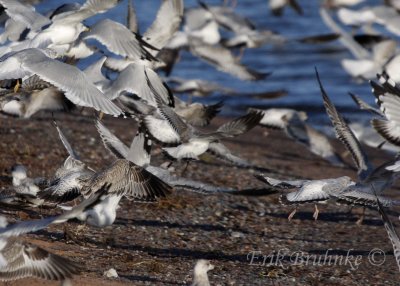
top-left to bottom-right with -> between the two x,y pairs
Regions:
0,228 -> 79,282
77,159 -> 172,227
37,120 -> 95,203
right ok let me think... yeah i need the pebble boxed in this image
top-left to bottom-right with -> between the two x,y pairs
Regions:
104,268 -> 118,278
230,231 -> 245,238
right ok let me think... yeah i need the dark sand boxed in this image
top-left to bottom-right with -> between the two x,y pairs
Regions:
0,110 -> 398,285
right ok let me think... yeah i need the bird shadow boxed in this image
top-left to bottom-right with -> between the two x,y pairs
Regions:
113,217 -> 250,235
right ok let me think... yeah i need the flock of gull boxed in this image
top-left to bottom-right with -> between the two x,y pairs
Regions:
1,0 -> 400,284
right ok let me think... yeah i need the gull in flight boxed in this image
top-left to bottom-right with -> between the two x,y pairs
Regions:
0,216 -> 79,283
96,120 -> 238,194
0,48 -> 122,116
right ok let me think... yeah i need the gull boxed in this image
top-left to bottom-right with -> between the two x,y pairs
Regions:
349,93 -> 383,117
370,73 -> 400,147
144,84 -> 262,161
39,157 -> 94,204
376,198 -> 400,273
95,120 -> 238,194
167,77 -> 287,100
324,0 -> 365,8
258,108 -> 307,129
256,174 -> 355,220
317,70 -> 400,220
256,71 -> 400,221
0,75 -> 72,118
166,4 -> 221,50
349,122 -> 398,153
173,96 -> 222,127
167,77 -> 236,97
0,48 -> 122,116
37,120 -> 95,204
0,17 -> 28,44
82,56 -> 110,91
102,0 -> 183,71
0,221 -> 79,282
0,0 -> 50,32
0,190 -> 112,281
104,63 -> 174,107
81,18 -> 158,61
348,93 -> 398,152
126,0 -> 137,33
321,8 -> 396,80
20,0 -> 121,53
192,259 -> 214,286
11,165 -> 47,197
141,0 -> 184,53
258,108 -> 344,166
189,38 -> 270,81
337,6 -> 400,36
199,1 -> 285,48
268,0 -> 303,16
78,159 -> 172,227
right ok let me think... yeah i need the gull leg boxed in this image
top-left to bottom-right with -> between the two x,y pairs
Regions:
356,207 -> 365,225
313,204 -> 319,221
346,205 -> 354,215
236,47 -> 245,61
13,79 -> 20,93
181,161 -> 190,176
288,207 -> 297,221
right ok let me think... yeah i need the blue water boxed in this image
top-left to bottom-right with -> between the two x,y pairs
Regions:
34,0 -> 381,122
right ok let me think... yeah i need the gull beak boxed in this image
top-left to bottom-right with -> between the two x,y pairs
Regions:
13,79 -> 20,93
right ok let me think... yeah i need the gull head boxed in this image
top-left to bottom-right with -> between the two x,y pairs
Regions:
194,259 -> 214,275
0,96 -> 23,117
0,216 -> 8,228
11,164 -> 28,183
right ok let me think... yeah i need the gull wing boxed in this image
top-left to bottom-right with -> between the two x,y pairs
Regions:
0,0 -> 50,31
83,19 -> 157,61
143,0 -> 184,52
189,40 -> 269,81
377,198 -> 400,272
316,69 -> 372,180
0,240 -> 79,281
